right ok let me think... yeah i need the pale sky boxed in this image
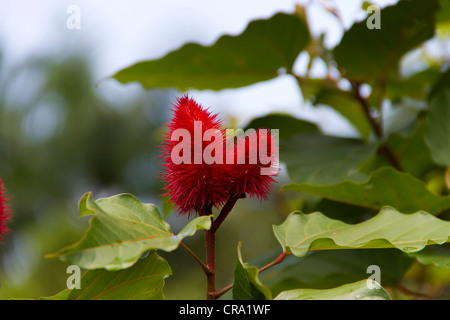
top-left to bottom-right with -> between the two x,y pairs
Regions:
0,0 -> 398,135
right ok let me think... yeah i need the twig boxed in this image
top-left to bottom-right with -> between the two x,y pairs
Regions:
351,81 -> 383,138
179,242 -> 211,276
212,283 -> 234,300
258,251 -> 290,273
211,193 -> 244,232
199,206 -> 216,300
212,251 -> 290,300
351,81 -> 404,171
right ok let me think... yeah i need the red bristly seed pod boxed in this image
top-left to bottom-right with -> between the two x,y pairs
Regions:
0,178 -> 11,243
227,129 -> 278,201
161,95 -> 230,216
160,95 -> 278,217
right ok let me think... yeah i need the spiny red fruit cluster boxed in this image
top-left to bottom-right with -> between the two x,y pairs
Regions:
161,95 -> 278,216
0,178 -> 11,243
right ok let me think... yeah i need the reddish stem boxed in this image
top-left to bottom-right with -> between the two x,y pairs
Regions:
212,193 -> 243,232
258,251 -> 290,273
204,224 -> 216,300
201,194 -> 244,300
212,251 -> 290,299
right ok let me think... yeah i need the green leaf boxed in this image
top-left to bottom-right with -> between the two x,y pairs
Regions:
112,12 -> 310,91
46,192 -> 211,270
386,122 -> 435,178
37,289 -> 72,300
362,1 -> 374,11
437,0 -> 450,35
429,68 -> 450,101
333,0 -> 438,83
425,89 -> 450,167
232,242 -> 272,300
244,113 -> 319,141
273,206 -> 450,258
274,279 -> 391,300
313,88 -> 372,139
410,244 -> 450,269
386,68 -> 442,102
281,132 -> 378,185
41,251 -> 172,300
282,167 -> 450,215
259,249 -> 412,295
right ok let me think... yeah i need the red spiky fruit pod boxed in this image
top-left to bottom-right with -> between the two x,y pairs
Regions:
161,95 -> 230,216
0,178 -> 11,242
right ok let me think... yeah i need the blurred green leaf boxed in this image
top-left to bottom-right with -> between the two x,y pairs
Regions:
233,242 -> 272,300
429,68 -> 450,100
334,0 -> 438,83
283,167 -> 450,215
275,279 -> 391,300
386,122 -> 435,178
273,207 -> 450,258
260,249 -> 411,295
361,2 -> 374,11
37,289 -> 72,300
410,244 -> 450,269
313,88 -> 372,139
386,68 -> 442,102
112,12 -> 310,91
41,251 -> 171,300
438,0 -> 450,19
46,193 -> 211,270
281,132 -> 378,185
425,89 -> 450,167
244,113 -> 319,141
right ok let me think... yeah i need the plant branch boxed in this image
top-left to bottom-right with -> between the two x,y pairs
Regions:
211,193 -> 244,232
212,283 -> 234,300
199,206 -> 216,300
212,251 -> 290,300
258,251 -> 290,273
351,81 -> 403,172
351,81 -> 383,138
204,227 -> 216,300
199,194 -> 244,300
179,241 -> 211,276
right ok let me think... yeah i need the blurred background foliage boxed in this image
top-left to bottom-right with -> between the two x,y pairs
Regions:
0,52 -> 176,297
1,0 -> 450,300
0,46 -> 288,300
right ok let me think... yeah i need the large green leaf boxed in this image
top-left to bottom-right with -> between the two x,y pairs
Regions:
333,0 -> 438,83
282,167 -> 450,215
259,249 -> 412,295
273,207 -> 450,258
41,251 -> 171,300
281,132 -> 378,185
46,193 -> 211,270
112,12 -> 310,91
425,89 -> 450,167
232,242 -> 272,300
275,279 -> 391,300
